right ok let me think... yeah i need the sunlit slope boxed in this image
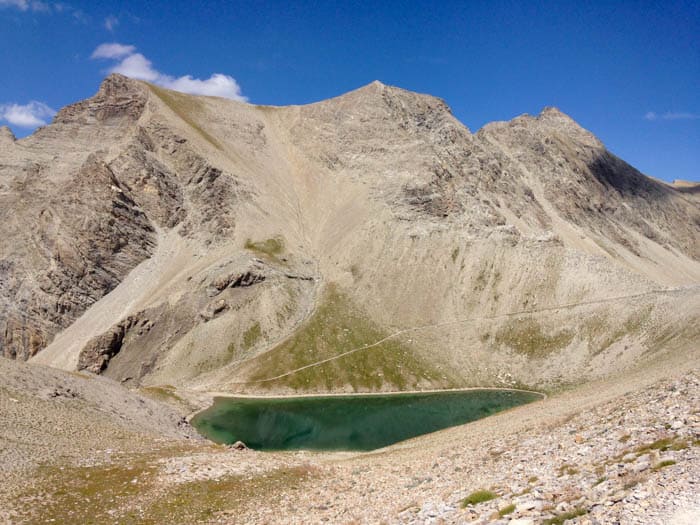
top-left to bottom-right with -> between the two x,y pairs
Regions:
0,73 -> 692,392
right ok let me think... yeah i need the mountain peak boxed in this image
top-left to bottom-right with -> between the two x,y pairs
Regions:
97,73 -> 145,97
52,73 -> 148,125
342,80 -> 388,97
538,106 -> 577,123
0,125 -> 15,142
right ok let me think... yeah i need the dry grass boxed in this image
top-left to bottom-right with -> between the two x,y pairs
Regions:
495,318 -> 574,358
16,451 -> 317,525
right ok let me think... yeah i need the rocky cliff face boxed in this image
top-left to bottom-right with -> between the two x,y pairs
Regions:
1,75 -> 698,392
0,77 -> 156,360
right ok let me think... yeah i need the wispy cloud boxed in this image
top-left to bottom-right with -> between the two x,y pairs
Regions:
91,43 -> 247,101
91,43 -> 135,60
104,14 -> 118,31
0,101 -> 56,127
645,111 -> 700,121
0,1 -> 88,21
0,0 -> 49,11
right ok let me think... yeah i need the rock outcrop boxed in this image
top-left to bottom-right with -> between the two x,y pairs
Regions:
77,311 -> 154,373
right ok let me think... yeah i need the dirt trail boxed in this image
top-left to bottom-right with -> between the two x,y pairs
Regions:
234,286 -> 697,384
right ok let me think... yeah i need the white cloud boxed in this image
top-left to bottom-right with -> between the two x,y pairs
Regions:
0,0 -> 49,11
91,42 -> 247,101
0,101 -> 56,127
70,7 -> 87,23
645,111 -> 699,121
110,53 -> 160,81
662,112 -> 700,120
91,42 -> 136,60
166,74 -> 245,99
104,14 -> 118,31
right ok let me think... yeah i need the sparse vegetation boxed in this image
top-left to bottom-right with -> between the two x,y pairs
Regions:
140,385 -> 185,405
244,236 -> 285,260
242,322 -> 262,351
460,489 -> 498,507
495,318 -> 574,358
245,284 -> 449,391
22,456 -> 317,524
149,84 -> 222,149
498,503 -> 516,516
653,459 -> 677,470
587,305 -> 653,356
557,464 -> 579,476
543,507 -> 588,525
634,436 -> 681,454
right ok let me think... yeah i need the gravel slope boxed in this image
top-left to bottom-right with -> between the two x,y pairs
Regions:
3,346 -> 697,524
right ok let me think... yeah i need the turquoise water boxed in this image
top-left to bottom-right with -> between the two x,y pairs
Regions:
191,389 -> 541,451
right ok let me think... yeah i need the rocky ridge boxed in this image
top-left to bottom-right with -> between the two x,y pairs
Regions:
0,75 -> 691,396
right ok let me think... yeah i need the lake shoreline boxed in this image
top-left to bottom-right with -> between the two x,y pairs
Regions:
203,385 -> 546,401
191,389 -> 544,451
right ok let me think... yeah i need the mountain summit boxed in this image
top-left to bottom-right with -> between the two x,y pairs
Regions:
0,76 -> 697,393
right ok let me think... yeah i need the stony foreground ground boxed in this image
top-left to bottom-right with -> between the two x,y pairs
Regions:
2,357 -> 697,524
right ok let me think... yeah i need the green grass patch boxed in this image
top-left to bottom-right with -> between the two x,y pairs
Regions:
242,322 -> 262,351
461,490 -> 498,507
543,507 -> 588,525
498,503 -> 516,516
634,437 -> 678,454
653,459 -> 677,470
149,84 -> 222,150
244,236 -> 285,260
495,318 -> 574,358
242,284 -> 448,391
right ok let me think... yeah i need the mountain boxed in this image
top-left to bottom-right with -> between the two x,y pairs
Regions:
1,74 -> 698,393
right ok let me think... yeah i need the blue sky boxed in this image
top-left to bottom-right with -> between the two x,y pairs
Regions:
1,1 -> 698,182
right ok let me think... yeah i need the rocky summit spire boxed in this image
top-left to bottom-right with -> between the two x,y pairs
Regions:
53,73 -> 148,125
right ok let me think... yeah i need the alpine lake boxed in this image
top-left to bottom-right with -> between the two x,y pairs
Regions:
191,389 -> 542,451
